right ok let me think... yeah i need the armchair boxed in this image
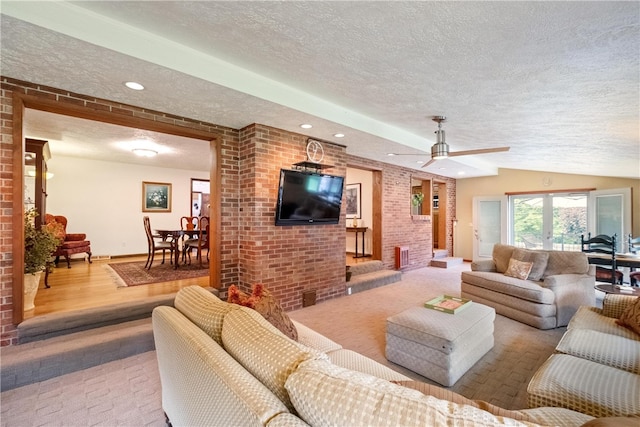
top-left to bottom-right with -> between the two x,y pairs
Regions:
45,214 -> 92,269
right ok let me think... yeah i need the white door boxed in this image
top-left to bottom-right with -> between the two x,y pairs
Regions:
473,196 -> 508,260
589,188 -> 632,252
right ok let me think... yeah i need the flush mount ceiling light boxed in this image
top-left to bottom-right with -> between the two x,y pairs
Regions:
125,81 -> 145,91
132,148 -> 158,157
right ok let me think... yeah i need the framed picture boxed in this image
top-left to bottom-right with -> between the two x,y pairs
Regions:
345,183 -> 361,219
142,181 -> 172,212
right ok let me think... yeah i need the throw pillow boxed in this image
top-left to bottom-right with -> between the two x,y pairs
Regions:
492,244 -> 516,273
227,284 -> 298,341
615,297 -> 640,336
512,248 -> 549,281
504,258 -> 533,280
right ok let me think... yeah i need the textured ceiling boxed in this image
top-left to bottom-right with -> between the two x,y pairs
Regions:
2,1 -> 639,178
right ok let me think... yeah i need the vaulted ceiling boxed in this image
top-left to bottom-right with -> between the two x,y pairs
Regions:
2,1 -> 639,178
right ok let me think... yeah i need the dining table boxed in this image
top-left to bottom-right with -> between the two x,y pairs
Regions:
154,228 -> 203,269
587,252 -> 640,285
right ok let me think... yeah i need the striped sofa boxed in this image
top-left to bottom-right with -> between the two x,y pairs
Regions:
152,286 -> 598,426
528,294 -> 640,418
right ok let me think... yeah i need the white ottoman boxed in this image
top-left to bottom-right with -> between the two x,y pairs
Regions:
385,302 -> 495,386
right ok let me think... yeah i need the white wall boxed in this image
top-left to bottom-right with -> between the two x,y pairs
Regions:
47,156 -> 209,257
346,167 -> 373,255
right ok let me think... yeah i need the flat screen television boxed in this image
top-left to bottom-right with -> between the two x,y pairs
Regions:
275,169 -> 344,225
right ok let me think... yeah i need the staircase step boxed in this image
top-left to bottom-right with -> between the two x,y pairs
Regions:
1,318 -> 155,391
2,287 -> 220,391
430,257 -> 464,268
17,293 -> 176,344
347,268 -> 402,294
432,249 -> 449,259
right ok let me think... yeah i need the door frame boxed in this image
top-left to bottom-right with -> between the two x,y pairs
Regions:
12,92 -> 222,324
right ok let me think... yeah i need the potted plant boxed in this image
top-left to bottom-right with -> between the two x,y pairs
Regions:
23,209 -> 62,310
411,192 -> 424,215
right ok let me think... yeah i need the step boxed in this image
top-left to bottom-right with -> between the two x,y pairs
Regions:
430,257 -> 464,268
432,249 -> 449,259
17,293 -> 177,344
1,318 -> 155,392
2,287 -> 220,391
347,269 -> 402,295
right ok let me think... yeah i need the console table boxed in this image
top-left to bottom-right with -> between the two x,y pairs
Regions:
347,227 -> 371,259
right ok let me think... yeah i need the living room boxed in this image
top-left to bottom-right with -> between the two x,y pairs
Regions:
1,2 -> 639,424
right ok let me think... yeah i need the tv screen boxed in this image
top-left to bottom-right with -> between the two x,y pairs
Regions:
275,169 -> 344,225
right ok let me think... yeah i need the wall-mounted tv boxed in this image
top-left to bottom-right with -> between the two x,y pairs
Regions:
275,169 -> 344,225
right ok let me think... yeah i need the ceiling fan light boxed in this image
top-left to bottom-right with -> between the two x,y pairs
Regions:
432,142 -> 449,160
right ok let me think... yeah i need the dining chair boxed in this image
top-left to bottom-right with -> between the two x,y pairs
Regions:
581,233 -> 623,285
184,216 -> 210,267
628,234 -> 640,286
143,216 -> 174,269
180,216 -> 199,262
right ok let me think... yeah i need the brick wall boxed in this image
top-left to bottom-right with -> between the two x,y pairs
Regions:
347,155 -> 456,270
237,124 -> 348,310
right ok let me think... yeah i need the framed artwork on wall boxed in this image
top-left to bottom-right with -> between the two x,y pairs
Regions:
345,183 -> 361,219
142,181 -> 172,212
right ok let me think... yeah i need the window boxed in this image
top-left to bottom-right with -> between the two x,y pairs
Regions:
510,193 -> 587,251
508,188 -> 631,252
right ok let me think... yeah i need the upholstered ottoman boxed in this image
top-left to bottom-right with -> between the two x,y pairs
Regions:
385,302 -> 495,386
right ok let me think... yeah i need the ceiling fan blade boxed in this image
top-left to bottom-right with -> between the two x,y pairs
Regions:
421,158 -> 437,168
448,147 -> 510,157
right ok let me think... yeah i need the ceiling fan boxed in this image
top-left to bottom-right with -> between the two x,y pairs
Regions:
391,116 -> 510,168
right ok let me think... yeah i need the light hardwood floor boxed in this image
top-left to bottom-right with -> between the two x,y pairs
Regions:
25,255 -> 209,320
27,253 -> 365,320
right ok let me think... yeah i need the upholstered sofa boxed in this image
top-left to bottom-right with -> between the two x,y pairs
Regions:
461,244 -> 595,329
528,294 -> 640,419
152,285 -> 598,426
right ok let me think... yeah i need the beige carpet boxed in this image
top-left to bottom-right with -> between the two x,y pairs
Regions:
288,262 -> 566,410
1,263 -> 576,425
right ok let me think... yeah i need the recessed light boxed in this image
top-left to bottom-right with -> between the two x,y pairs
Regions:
333,133 -> 345,138
439,167 -> 446,170
125,81 -> 145,91
300,124 -> 313,129
458,171 -> 466,175
132,148 -> 158,157
387,153 -> 396,156
416,161 -> 424,164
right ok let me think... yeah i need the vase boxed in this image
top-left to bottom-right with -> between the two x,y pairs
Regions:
23,271 -> 43,311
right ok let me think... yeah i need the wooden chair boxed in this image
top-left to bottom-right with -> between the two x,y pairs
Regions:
180,216 -> 198,231
143,216 -> 174,269
184,216 -> 210,267
581,233 -> 623,285
180,216 -> 199,262
628,234 -> 640,286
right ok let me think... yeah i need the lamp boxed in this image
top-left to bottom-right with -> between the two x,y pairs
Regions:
132,148 -> 158,157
